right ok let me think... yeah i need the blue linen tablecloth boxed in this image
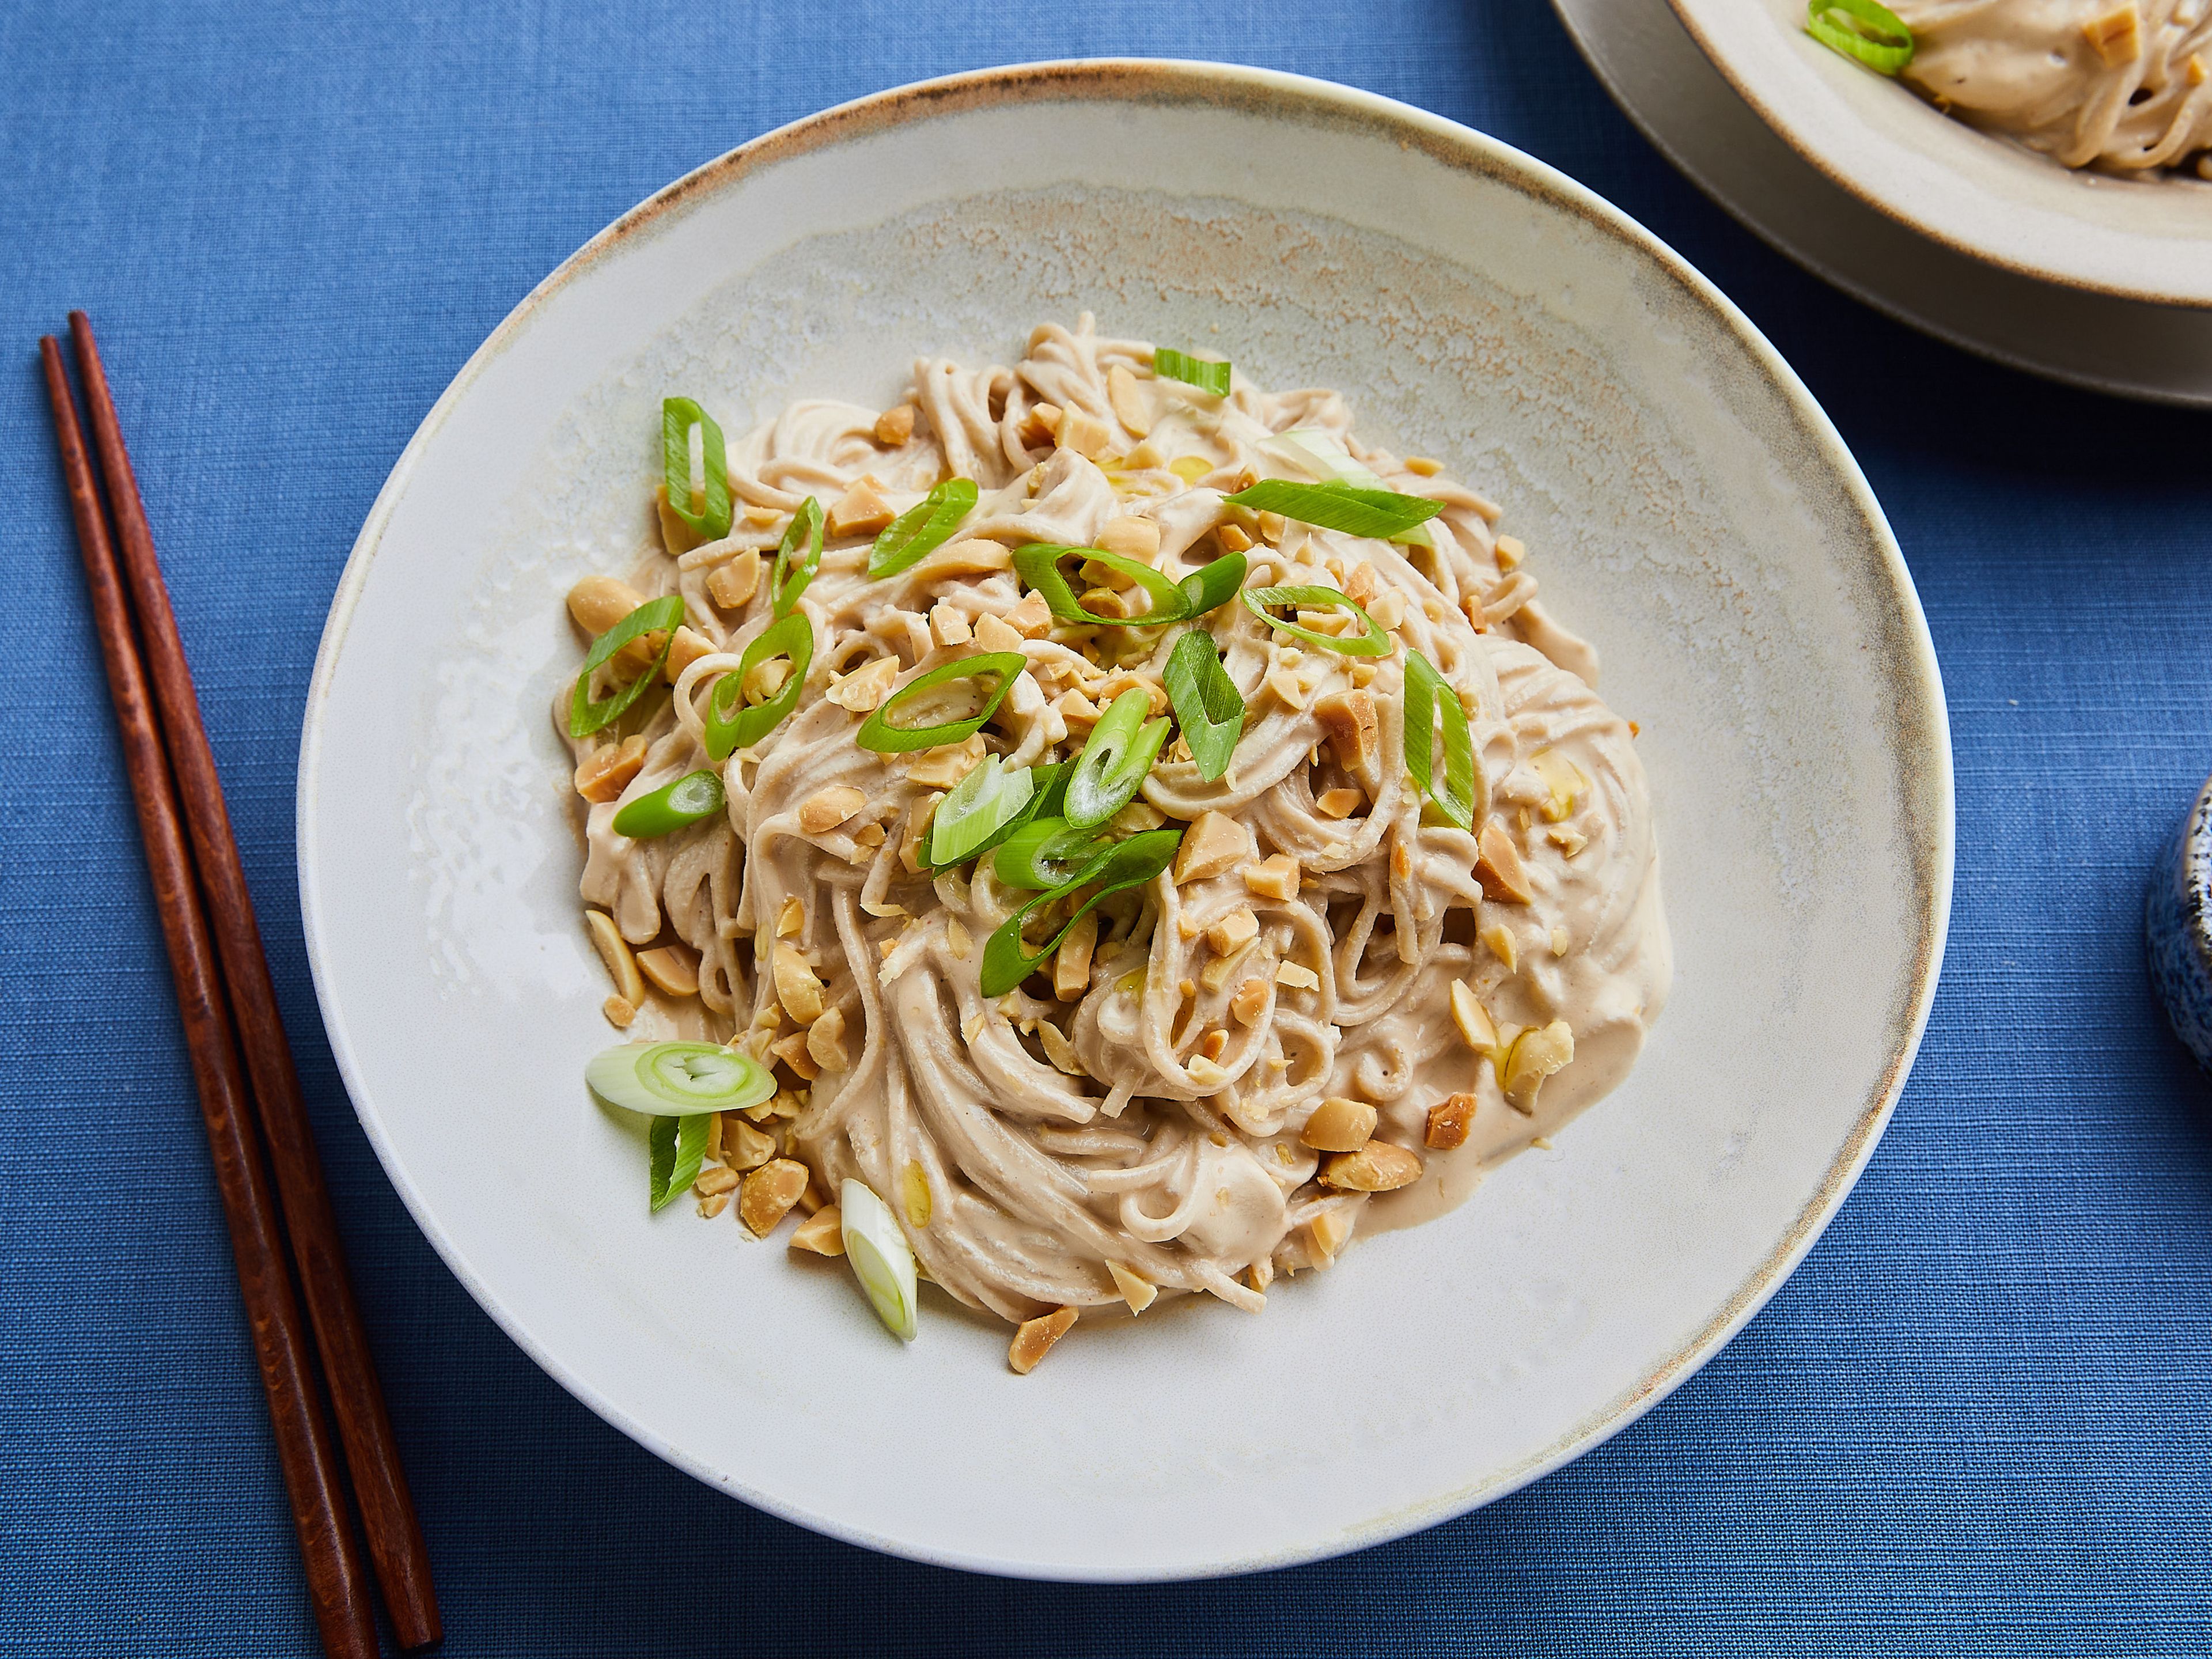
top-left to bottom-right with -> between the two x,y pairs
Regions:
3,1 -> 2209,1652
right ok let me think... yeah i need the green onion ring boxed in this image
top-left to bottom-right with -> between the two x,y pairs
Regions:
662,398 -> 732,541
991,816 -> 1111,891
586,1040 -> 777,1116
1151,347 -> 1232,396
1013,544 -> 1192,628
927,755 -> 1035,868
647,1114 -> 712,1211
569,593 -> 686,738
1404,648 -> 1476,831
612,768 -> 725,840
854,652 -> 1027,754
770,495 -> 825,618
925,760 -> 1069,874
1063,688 -> 1172,830
1224,479 -> 1443,540
703,612 -> 814,760
869,478 -> 979,579
1240,585 -> 1393,657
978,829 -> 1184,999
1178,551 -> 1247,616
1806,0 -> 1913,73
1163,630 -> 1245,782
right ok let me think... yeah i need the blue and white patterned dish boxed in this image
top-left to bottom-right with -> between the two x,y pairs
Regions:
2147,772 -> 2212,1075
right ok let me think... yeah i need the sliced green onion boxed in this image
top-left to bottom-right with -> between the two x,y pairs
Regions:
1225,479 -> 1444,541
1258,428 -> 1433,547
869,478 -> 979,579
586,1040 -> 778,1116
703,612 -> 814,760
612,769 -> 725,839
569,593 -> 686,738
1178,551 -> 1247,616
854,651 -> 1027,754
1404,649 -> 1476,831
979,829 -> 1183,998
991,816 -> 1109,891
1807,0 -> 1913,73
927,755 -> 1035,867
1064,689 -> 1171,830
1163,630 -> 1245,782
1152,348 -> 1231,396
930,761 -> 1070,874
1013,544 -> 1191,629
770,495 -> 825,618
840,1177 -> 919,1341
1241,585 -> 1393,657
662,399 -> 732,541
647,1114 -> 712,1212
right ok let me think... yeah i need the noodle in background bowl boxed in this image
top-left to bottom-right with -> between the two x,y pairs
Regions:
299,59 -> 1952,1579
1666,0 -> 2212,308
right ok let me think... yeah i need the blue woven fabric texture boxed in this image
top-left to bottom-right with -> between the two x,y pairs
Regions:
3,1 -> 2209,1653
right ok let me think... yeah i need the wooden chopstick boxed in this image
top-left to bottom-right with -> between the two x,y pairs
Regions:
41,336 -> 381,1659
66,313 -> 442,1653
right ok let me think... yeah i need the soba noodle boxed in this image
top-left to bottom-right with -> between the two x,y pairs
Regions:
556,317 -> 1670,1349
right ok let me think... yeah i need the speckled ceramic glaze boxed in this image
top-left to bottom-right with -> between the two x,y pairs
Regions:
298,60 -> 1953,1580
2147,774 -> 2212,1073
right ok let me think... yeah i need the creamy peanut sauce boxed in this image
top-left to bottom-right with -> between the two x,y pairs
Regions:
1892,0 -> 2212,176
559,317 -> 1670,1329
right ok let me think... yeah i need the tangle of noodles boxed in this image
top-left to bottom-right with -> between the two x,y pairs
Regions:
557,316 -> 1671,1335
1892,0 -> 2212,176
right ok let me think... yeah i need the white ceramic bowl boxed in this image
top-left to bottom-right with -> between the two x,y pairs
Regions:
299,59 -> 1953,1580
1669,0 -> 2212,308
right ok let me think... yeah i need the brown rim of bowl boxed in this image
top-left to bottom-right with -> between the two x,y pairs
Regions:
302,55 -> 1954,1577
1660,0 -> 2212,312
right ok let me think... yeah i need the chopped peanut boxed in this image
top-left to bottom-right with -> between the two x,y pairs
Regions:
1205,906 -> 1258,957
1054,911 -> 1099,1002
1107,1262 -> 1156,1314
664,624 -> 715,683
1009,1306 -> 1079,1373
636,945 -> 699,998
1275,961 -> 1320,991
1494,534 -> 1525,571
929,602 -> 972,647
1548,824 -> 1589,858
696,1190 -> 732,1219
973,612 -> 1026,653
2084,2 -> 2140,65
798,785 -> 866,835
575,734 -> 647,802
706,549 -> 762,611
738,1158 -> 810,1236
1315,690 -> 1379,770
902,1160 -> 933,1228
1216,522 -> 1253,554
654,486 -> 702,556
777,896 -> 804,937
1449,980 -> 1498,1051
1531,750 -> 1585,823
1264,666 -> 1307,711
1107,365 -> 1152,437
1476,822 -> 1535,904
585,910 -> 645,1005
1005,593 -> 1052,637
807,1006 -> 850,1073
825,478 -> 894,538
769,1032 -> 820,1081
1479,923 -> 1518,974
899,794 -> 940,874
1198,1028 -> 1228,1062
1319,1141 -> 1423,1192
1018,403 -> 1062,449
1300,1097 -> 1377,1153
1306,1208 -> 1353,1262
1037,1021 -> 1086,1076
603,995 -> 636,1028
1058,409 -> 1113,459
1245,1256 -> 1273,1293
1404,455 -> 1443,477
1316,787 -> 1363,820
1229,978 -> 1270,1026
873,404 -> 917,446
692,1165 -> 740,1198
905,732 -> 987,789
772,943 -> 825,1024
1244,854 -> 1301,901
1053,688 -> 1101,728
743,654 -> 791,705
914,538 -> 1013,578
566,573 -> 647,636
1096,514 -> 1161,560
1502,1021 -> 1574,1115
1426,1093 -> 1476,1150
825,654 -> 899,713
722,1118 -> 776,1173
1173,811 -> 1246,884
789,1206 -> 846,1255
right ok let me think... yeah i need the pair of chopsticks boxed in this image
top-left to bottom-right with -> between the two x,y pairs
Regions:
41,316 -> 440,1659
